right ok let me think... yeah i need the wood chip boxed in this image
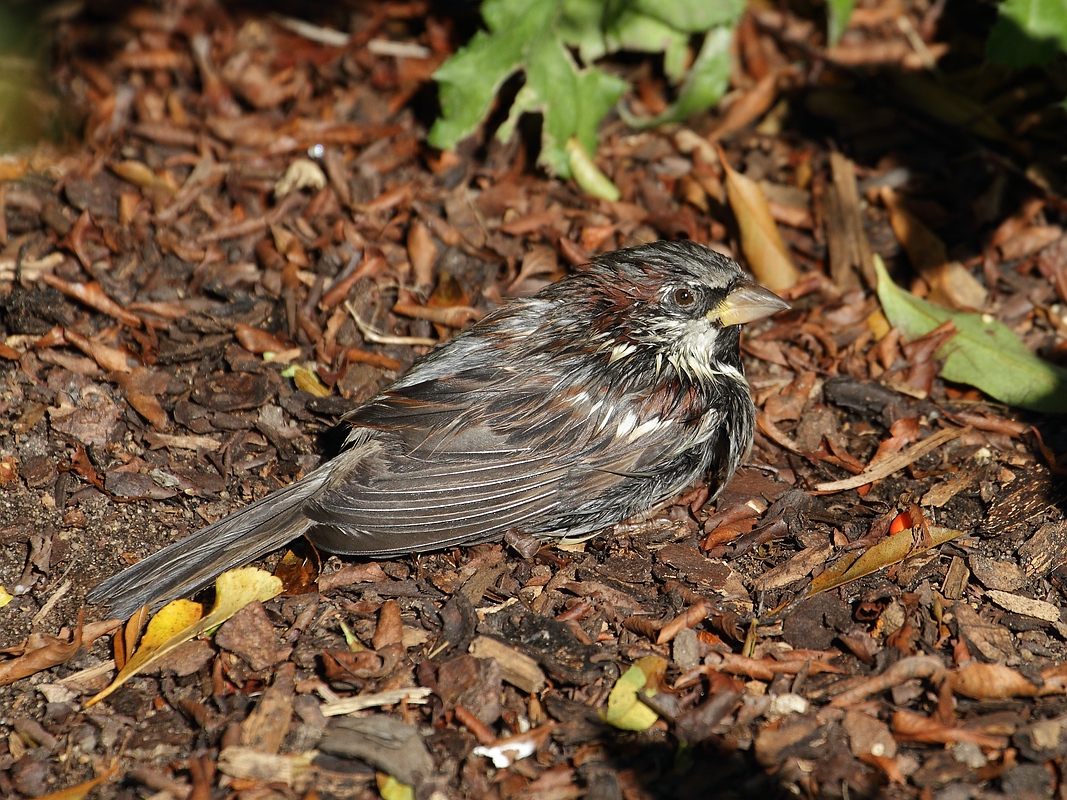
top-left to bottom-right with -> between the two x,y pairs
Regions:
1018,521 -> 1067,578
985,590 -> 1061,623
468,636 -> 546,694
319,687 -> 433,717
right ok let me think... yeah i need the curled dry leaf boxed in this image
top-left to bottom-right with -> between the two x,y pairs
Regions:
891,708 -> 1009,749
656,600 -> 711,645
114,368 -> 170,431
949,661 -> 1064,700
274,549 -> 319,596
814,426 -> 964,492
707,71 -> 781,142
407,219 -> 438,288
805,524 -> 965,599
392,299 -> 483,328
880,187 -> 987,310
709,652 -> 845,681
372,599 -> 404,650
234,323 -> 289,355
284,364 -> 331,397
0,613 -> 86,686
42,276 -> 143,328
720,153 -> 800,292
274,158 -> 327,197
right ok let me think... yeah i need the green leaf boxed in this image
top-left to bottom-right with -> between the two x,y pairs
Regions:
566,138 -> 620,200
428,0 -> 741,184
496,37 -> 627,177
826,0 -> 855,46
560,0 -> 610,62
987,0 -> 1067,66
874,256 -> 1067,414
429,0 -> 626,179
627,0 -> 745,32
427,1 -> 553,152
619,26 -> 733,128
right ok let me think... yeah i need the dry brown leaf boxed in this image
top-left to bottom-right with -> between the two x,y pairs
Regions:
274,549 -> 320,596
59,329 -> 135,373
42,275 -> 143,328
999,225 -> 1062,262
815,426 -> 965,492
710,652 -> 844,681
114,368 -> 170,430
708,71 -> 781,142
0,612 -> 89,686
408,219 -> 438,288
891,708 -> 1008,748
881,187 -> 987,309
720,153 -> 800,292
234,323 -> 289,355
656,600 -> 710,645
373,599 -> 404,650
950,661 -> 1063,699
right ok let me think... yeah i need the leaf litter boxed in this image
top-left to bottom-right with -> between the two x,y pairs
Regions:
0,1 -> 1066,799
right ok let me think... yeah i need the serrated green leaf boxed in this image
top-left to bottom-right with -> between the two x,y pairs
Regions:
430,0 -> 625,179
875,256 -> 1067,414
496,34 -> 626,177
826,0 -> 855,45
427,1 -> 556,152
987,0 -> 1067,66
620,26 -> 733,128
560,0 -> 610,62
628,0 -> 745,32
429,0 -> 739,185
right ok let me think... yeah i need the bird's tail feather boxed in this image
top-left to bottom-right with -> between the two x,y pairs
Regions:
87,465 -> 333,619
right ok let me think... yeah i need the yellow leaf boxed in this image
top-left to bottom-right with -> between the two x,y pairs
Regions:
141,600 -> 205,646
602,655 -> 665,731
807,526 -> 965,598
377,773 -> 415,800
86,568 -> 282,707
291,364 -> 331,397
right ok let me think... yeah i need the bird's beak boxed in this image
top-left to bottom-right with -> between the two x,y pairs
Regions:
710,281 -> 789,327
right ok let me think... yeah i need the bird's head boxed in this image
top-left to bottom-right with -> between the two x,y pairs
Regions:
571,241 -> 789,386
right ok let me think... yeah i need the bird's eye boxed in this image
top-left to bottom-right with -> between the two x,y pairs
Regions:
672,287 -> 696,306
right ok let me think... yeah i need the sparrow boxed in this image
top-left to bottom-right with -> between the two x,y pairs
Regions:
88,240 -> 788,617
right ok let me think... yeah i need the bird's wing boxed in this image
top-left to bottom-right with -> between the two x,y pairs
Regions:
302,362 -> 698,556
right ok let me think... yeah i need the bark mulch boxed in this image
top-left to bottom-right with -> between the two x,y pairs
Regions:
2,2 -> 1067,798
